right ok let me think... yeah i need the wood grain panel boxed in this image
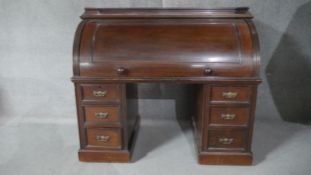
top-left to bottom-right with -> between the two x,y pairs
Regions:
211,86 -> 251,102
87,129 -> 122,149
93,21 -> 241,63
77,18 -> 257,78
209,106 -> 250,126
85,106 -> 120,123
207,129 -> 246,151
81,84 -> 121,102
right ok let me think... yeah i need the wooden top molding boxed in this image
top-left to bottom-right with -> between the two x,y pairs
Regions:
81,7 -> 253,19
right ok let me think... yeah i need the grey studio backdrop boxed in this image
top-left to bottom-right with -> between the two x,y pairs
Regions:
0,1 -> 310,175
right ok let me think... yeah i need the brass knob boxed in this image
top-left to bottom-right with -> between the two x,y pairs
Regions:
221,113 -> 236,120
95,112 -> 109,119
203,68 -> 213,75
93,90 -> 107,97
96,135 -> 110,142
218,137 -> 234,145
222,92 -> 238,99
116,67 -> 126,75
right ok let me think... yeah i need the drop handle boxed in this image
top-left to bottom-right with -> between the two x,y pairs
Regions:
221,113 -> 236,120
93,90 -> 107,97
116,67 -> 126,75
96,135 -> 110,142
95,112 -> 109,119
222,92 -> 238,99
218,137 -> 234,145
203,68 -> 213,75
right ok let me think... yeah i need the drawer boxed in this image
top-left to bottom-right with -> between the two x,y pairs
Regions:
209,107 -> 250,126
207,129 -> 246,150
79,62 -> 251,78
211,86 -> 251,102
81,84 -> 121,101
86,129 -> 122,149
85,106 -> 120,123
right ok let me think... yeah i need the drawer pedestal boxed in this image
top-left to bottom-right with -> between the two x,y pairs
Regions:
74,83 -> 139,162
194,83 -> 258,165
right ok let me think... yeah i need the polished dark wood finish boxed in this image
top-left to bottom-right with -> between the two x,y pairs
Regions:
86,128 -> 122,149
81,8 -> 253,19
81,84 -> 121,102
79,150 -> 131,162
85,106 -> 120,123
78,18 -> 255,78
209,106 -> 250,126
198,152 -> 253,165
72,8 -> 261,165
207,129 -> 246,150
211,86 -> 251,102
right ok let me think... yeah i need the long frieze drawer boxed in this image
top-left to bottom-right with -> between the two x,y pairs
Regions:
209,107 -> 250,126
211,86 -> 251,102
86,128 -> 122,149
85,106 -> 120,123
81,84 -> 121,101
206,129 -> 246,151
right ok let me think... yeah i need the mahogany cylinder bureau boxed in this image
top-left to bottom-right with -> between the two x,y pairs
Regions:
71,8 -> 261,165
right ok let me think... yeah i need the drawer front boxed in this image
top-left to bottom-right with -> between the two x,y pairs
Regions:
207,129 -> 246,150
86,129 -> 122,149
209,107 -> 250,126
82,84 -> 121,101
80,62 -> 251,78
211,86 -> 251,102
85,106 -> 120,123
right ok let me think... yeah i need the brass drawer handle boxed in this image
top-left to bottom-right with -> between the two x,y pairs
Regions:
96,135 -> 110,142
221,113 -> 236,120
222,92 -> 238,99
218,137 -> 234,145
93,90 -> 107,97
95,112 -> 109,119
